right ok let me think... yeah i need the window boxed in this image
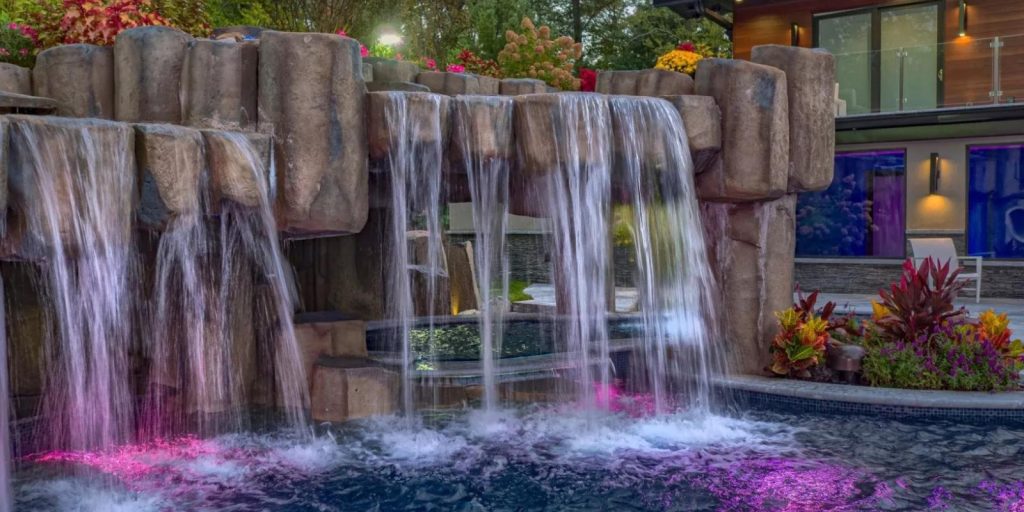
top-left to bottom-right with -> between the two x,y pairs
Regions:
815,2 -> 942,114
967,144 -> 1024,259
797,150 -> 906,257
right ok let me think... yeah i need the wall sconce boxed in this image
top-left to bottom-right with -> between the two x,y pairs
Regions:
958,0 -> 968,37
929,152 -> 941,194
790,23 -> 800,46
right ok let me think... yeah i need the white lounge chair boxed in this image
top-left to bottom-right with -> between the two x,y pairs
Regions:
909,238 -> 982,303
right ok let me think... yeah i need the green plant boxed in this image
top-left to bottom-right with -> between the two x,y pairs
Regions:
0,22 -> 40,67
863,320 -> 1022,391
769,307 -> 830,378
456,49 -> 502,78
875,257 -> 966,344
497,17 -> 580,91
151,0 -> 211,37
505,280 -> 532,302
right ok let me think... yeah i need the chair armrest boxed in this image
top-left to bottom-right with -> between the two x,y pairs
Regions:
957,256 -> 983,273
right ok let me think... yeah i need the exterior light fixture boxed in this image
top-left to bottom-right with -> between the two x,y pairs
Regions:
790,23 -> 800,46
929,152 -> 941,194
958,0 -> 968,37
379,32 -> 403,46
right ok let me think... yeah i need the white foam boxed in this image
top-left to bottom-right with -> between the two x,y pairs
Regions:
19,479 -> 165,512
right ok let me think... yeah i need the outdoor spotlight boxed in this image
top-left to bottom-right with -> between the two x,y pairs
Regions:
929,152 -> 941,195
379,33 -> 403,46
790,23 -> 800,46
958,0 -> 968,37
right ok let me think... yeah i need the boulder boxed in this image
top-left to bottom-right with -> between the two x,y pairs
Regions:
477,75 -> 500,95
694,58 -> 788,202
702,194 -> 796,375
367,58 -> 420,83
417,71 -> 481,95
0,63 -> 31,95
258,31 -> 367,236
500,78 -> 548,96
114,26 -> 194,123
366,81 -> 430,93
662,95 -> 721,174
449,95 -> 515,166
511,93 -> 610,216
366,91 -> 451,165
751,45 -> 836,193
596,69 -> 694,96
33,44 -> 114,118
408,230 -> 451,317
184,39 -> 259,130
310,362 -> 399,422
362,63 -> 373,82
0,92 -> 56,114
294,316 -> 368,389
134,123 -> 204,229
202,130 -> 271,209
0,118 -> 7,227
447,241 -> 479,314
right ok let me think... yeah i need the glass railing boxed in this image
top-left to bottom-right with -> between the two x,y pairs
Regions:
829,33 -> 1024,116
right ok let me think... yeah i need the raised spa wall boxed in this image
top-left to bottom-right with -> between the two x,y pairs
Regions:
0,26 -> 835,421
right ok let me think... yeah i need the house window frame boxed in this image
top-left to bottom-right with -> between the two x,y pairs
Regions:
964,142 -> 1024,260
812,0 -> 946,114
796,148 -> 909,259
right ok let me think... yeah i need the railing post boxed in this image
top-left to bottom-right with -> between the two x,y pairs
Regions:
898,47 -> 906,111
991,36 -> 1004,104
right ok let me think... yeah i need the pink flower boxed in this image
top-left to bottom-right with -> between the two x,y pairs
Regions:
446,64 -> 465,73
336,29 -> 347,37
424,58 -> 437,70
360,45 -> 368,57
0,48 -> 9,56
8,23 -> 17,30
19,48 -> 28,56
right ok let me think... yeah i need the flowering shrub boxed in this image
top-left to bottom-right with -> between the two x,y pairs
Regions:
32,0 -> 169,46
456,49 -> 502,78
336,30 -> 369,58
0,22 -> 41,67
862,319 -> 1023,391
579,67 -> 596,92
497,17 -> 581,91
655,41 -> 703,76
446,64 -> 464,73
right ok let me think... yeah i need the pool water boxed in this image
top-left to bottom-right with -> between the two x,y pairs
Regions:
14,405 -> 1024,511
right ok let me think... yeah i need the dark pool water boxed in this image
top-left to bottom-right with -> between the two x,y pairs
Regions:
14,406 -> 1024,511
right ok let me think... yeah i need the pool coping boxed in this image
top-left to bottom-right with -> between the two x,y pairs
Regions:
717,374 -> 1024,409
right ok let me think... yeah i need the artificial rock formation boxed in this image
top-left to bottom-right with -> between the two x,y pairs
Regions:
184,39 -> 259,130
366,91 -> 452,164
751,45 -> 836,193
258,31 -> 368,235
114,26 -> 194,123
0,63 -> 31,95
703,195 -> 796,375
311,362 -> 399,423
366,81 -> 430,93
134,123 -> 204,229
500,78 -> 548,96
694,58 -> 789,202
366,58 -> 420,83
202,130 -> 271,209
416,71 -> 481,95
596,69 -> 695,96
33,44 -> 115,118
663,95 -> 722,174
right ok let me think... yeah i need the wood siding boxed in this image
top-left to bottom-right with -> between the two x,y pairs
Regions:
733,0 -> 1024,108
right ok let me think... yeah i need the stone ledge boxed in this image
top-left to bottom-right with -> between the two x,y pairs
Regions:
718,374 -> 1024,410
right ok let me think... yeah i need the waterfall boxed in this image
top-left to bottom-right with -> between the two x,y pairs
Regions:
518,94 -> 615,410
8,116 -> 137,451
453,96 -> 513,412
377,93 -> 447,418
144,132 -> 309,436
1,277 -> 10,512
609,97 -> 722,414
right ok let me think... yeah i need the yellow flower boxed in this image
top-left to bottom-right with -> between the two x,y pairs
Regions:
654,50 -> 703,76
871,300 -> 889,322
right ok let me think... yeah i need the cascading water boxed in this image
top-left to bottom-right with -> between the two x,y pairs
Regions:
608,97 -> 721,413
518,94 -> 614,410
453,96 -> 513,412
376,93 -> 447,418
145,132 -> 308,437
1,277 -> 10,512
8,116 -> 137,451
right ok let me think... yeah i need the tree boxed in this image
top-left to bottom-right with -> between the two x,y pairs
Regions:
401,0 -> 470,65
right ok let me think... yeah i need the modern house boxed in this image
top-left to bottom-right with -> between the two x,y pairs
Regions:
658,0 -> 1024,298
